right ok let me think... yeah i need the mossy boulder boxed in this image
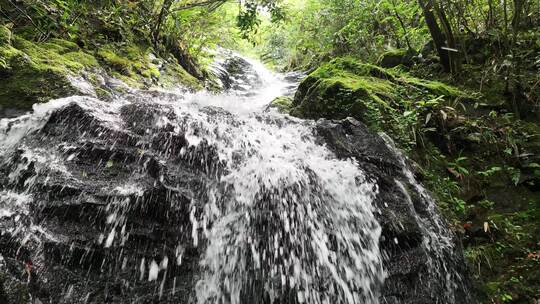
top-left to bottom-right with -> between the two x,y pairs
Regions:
377,48 -> 416,68
268,96 -> 293,114
291,58 -> 394,122
159,58 -> 203,91
96,43 -> 203,90
292,57 -> 464,120
0,31 -> 99,112
291,57 -> 468,146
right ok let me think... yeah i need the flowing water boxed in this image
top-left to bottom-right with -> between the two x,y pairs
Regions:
0,51 -> 472,304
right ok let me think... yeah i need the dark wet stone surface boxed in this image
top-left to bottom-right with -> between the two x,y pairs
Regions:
0,97 -> 474,303
315,117 -> 474,304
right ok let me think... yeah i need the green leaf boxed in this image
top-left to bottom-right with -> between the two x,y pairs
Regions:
403,110 -> 414,117
106,160 -> 114,168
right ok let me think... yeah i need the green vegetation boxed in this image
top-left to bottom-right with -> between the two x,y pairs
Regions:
269,96 -> 293,114
265,1 -> 539,302
291,57 -> 468,150
0,0 -> 284,110
0,26 -> 81,109
289,55 -> 539,303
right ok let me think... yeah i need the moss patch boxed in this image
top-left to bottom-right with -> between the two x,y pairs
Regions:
0,31 -> 100,110
94,43 -> 203,90
269,96 -> 293,114
291,57 -> 467,145
377,48 -> 416,68
95,43 -> 162,87
159,57 -> 203,91
0,25 -> 206,111
0,25 -> 11,45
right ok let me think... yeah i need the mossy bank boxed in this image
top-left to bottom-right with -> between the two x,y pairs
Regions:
0,24 -> 203,117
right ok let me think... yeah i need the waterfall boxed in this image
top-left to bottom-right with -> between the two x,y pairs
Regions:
0,50 -> 473,304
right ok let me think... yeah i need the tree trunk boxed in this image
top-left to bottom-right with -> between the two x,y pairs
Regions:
418,0 -> 451,72
152,0 -> 174,47
434,1 -> 460,73
487,0 -> 495,29
511,0 -> 525,32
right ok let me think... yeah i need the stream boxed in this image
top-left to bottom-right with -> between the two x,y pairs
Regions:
0,50 -> 474,304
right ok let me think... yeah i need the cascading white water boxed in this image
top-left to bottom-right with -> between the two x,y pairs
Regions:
0,51 -> 386,303
189,110 -> 385,304
158,52 -> 386,303
0,50 -> 475,304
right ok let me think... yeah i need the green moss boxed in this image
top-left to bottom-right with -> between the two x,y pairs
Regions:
0,67 -> 78,108
0,35 -> 100,110
63,51 -> 99,67
159,59 -> 202,90
0,32 -> 203,110
97,48 -> 133,75
314,57 -> 395,80
11,36 -> 99,74
48,38 -> 79,52
96,44 -> 173,87
290,57 -> 469,142
0,25 -> 11,45
378,48 -> 408,59
269,96 -> 293,114
398,75 -> 464,97
377,48 -> 416,68
39,39 -> 79,55
142,65 -> 160,78
291,58 -> 395,122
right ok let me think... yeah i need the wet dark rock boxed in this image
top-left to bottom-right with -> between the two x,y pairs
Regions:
0,96 -> 474,303
377,49 -> 417,68
315,117 -> 475,304
209,53 -> 262,93
0,99 -> 208,303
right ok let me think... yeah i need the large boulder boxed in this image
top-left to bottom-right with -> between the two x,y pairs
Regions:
0,90 -> 474,303
290,57 -> 468,149
291,57 -> 463,123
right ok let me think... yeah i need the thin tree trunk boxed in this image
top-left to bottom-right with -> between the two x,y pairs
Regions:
391,0 -> 412,50
487,0 -> 495,29
152,0 -> 174,47
511,0 -> 524,32
418,0 -> 451,72
434,1 -> 460,73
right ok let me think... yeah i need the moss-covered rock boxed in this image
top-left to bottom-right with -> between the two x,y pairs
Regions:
289,46 -> 539,304
0,33 -> 101,111
377,48 -> 416,68
97,48 -> 133,75
0,24 -> 207,113
95,43 -> 203,89
0,29 -> 204,113
291,57 -> 466,141
0,25 -> 11,46
159,58 -> 203,91
291,58 -> 393,122
268,96 -> 293,114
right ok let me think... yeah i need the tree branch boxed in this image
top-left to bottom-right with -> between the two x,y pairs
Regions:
168,0 -> 229,14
